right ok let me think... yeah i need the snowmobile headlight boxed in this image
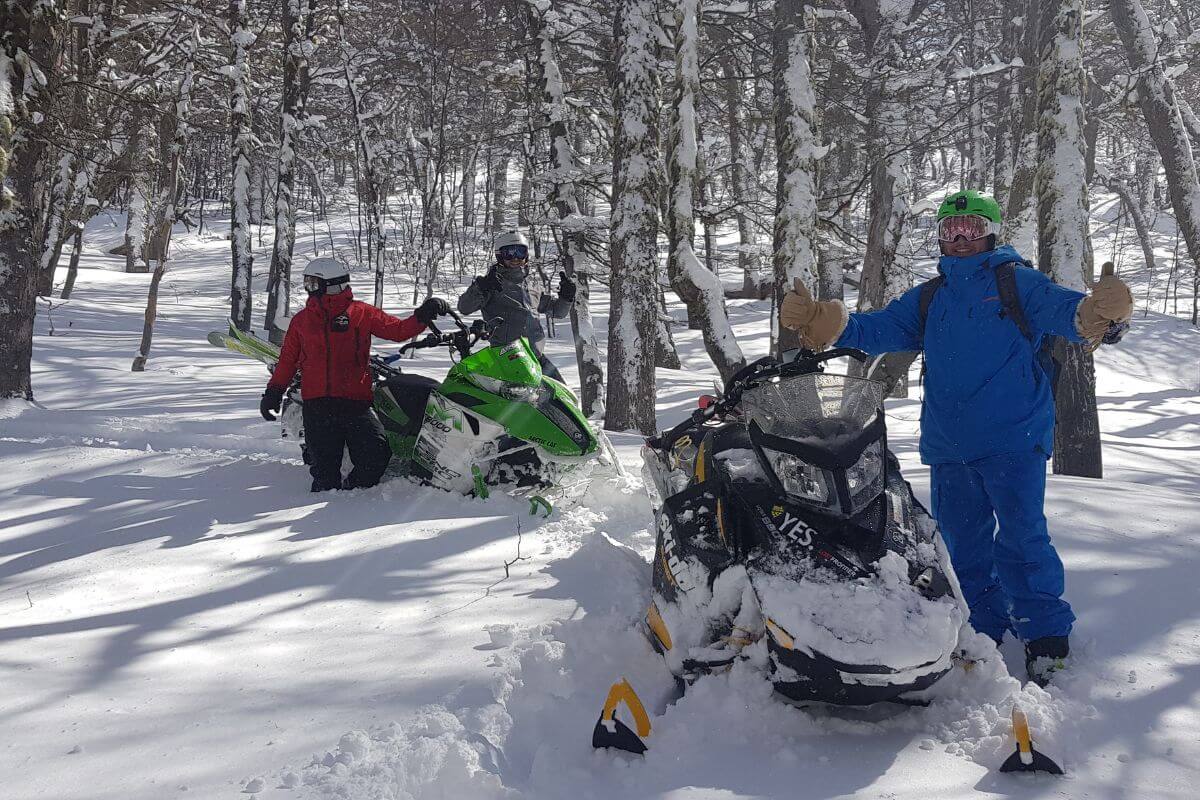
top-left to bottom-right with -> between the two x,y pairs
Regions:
845,439 -> 885,515
500,383 -> 539,402
471,374 -> 537,402
763,448 -> 837,510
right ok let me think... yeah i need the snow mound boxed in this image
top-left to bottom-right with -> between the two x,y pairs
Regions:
293,710 -> 516,799
281,519 -> 1092,798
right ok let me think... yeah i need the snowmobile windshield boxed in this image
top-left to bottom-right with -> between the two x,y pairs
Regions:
457,340 -> 542,389
743,374 -> 886,517
742,373 -> 882,445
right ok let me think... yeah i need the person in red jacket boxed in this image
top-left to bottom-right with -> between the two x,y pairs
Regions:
260,257 -> 450,492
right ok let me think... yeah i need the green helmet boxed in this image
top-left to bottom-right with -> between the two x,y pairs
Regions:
937,189 -> 1002,223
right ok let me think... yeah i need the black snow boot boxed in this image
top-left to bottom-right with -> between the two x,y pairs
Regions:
1025,635 -> 1069,687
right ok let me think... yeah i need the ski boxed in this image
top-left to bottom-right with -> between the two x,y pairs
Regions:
206,320 -> 281,367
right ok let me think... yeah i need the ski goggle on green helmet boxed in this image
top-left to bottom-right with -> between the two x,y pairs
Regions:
936,190 -> 1002,242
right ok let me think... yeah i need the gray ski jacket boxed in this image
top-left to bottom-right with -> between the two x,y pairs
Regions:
457,264 -> 571,345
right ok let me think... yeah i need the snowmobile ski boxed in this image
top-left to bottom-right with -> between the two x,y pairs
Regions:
999,705 -> 1063,775
591,678 -> 650,755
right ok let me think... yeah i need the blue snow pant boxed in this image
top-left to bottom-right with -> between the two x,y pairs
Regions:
930,450 -> 1075,643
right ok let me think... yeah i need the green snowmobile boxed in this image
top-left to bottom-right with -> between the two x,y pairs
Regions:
208,312 -> 619,509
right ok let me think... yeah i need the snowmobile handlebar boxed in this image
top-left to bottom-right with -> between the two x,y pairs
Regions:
395,312 -> 491,360
647,347 -> 868,451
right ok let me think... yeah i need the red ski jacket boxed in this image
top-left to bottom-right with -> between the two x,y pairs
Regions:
267,288 -> 426,402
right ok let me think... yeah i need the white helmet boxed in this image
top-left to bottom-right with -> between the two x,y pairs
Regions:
302,257 -> 350,295
494,229 -> 530,254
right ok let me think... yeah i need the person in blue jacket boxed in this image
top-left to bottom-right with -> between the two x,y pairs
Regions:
780,189 -> 1134,684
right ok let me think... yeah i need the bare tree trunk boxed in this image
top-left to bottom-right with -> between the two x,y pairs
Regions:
1103,174 -> 1156,288
265,0 -> 315,340
964,0 -> 988,190
492,156 -> 508,230
60,227 -> 83,300
529,0 -> 605,416
37,153 -> 76,294
605,0 -> 661,434
1034,0 -> 1100,478
655,288 -> 683,370
133,35 -> 194,372
1110,0 -> 1200,320
772,0 -> 820,356
336,0 -> 384,307
716,30 -> 760,299
665,0 -> 745,381
848,1 -> 914,314
1002,11 -> 1040,254
462,148 -> 476,229
124,137 -> 150,274
228,0 -> 254,332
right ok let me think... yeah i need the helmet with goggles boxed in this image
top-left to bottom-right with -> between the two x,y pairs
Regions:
936,189 -> 1002,243
302,257 -> 351,296
494,229 -> 530,263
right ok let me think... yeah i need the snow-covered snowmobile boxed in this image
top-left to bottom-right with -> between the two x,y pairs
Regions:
639,348 -> 967,707
209,313 -> 617,508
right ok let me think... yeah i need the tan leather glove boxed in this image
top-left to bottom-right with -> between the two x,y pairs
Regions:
780,278 -> 848,350
1076,269 -> 1133,346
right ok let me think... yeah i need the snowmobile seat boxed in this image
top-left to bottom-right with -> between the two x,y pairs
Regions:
383,373 -> 440,435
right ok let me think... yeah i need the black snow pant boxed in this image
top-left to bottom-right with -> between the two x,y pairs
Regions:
302,397 -> 391,492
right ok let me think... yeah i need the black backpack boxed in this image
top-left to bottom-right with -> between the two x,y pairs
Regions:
916,259 -> 1062,394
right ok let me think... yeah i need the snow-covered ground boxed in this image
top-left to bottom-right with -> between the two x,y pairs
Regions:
3,208 -> 1200,799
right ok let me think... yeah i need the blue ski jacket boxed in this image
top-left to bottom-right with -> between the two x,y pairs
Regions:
835,245 -> 1087,465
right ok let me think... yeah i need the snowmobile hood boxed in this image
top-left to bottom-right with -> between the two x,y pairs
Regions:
752,557 -> 962,672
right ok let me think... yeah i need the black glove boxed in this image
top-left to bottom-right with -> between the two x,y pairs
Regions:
415,296 -> 451,324
557,271 -> 577,304
476,271 -> 503,295
260,386 -> 284,421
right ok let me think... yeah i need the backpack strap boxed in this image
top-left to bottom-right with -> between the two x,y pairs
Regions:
916,274 -> 945,340
994,260 -> 1034,342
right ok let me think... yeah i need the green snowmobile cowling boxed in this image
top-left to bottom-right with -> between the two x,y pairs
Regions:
208,313 -> 610,505
439,339 -> 596,458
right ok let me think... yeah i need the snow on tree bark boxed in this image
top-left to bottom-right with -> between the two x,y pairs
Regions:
265,0 -> 315,339
528,0 -> 605,417
228,0 -> 254,333
1002,11 -> 1039,255
1110,0 -> 1200,325
849,1 -> 914,315
605,0 -> 661,435
0,1 -> 59,400
665,0 -> 746,381
772,0 -> 821,357
1034,0 -> 1100,478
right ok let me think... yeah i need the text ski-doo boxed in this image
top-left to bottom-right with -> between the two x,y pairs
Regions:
640,348 -> 967,706
209,313 -> 619,507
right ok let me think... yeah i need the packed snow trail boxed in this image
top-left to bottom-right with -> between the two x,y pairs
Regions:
2,214 -> 1200,799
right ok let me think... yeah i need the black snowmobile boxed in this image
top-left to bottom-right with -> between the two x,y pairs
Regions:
640,348 -> 968,707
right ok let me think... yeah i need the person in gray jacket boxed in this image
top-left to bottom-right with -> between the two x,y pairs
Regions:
458,230 -> 575,381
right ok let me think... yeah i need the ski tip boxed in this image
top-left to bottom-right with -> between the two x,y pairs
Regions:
999,706 -> 1063,775
592,678 -> 650,755
207,331 -> 228,348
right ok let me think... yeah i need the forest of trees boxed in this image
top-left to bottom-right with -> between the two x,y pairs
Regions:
3,0 -> 1199,473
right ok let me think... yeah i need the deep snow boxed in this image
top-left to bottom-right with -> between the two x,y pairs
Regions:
2,204 -> 1199,800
